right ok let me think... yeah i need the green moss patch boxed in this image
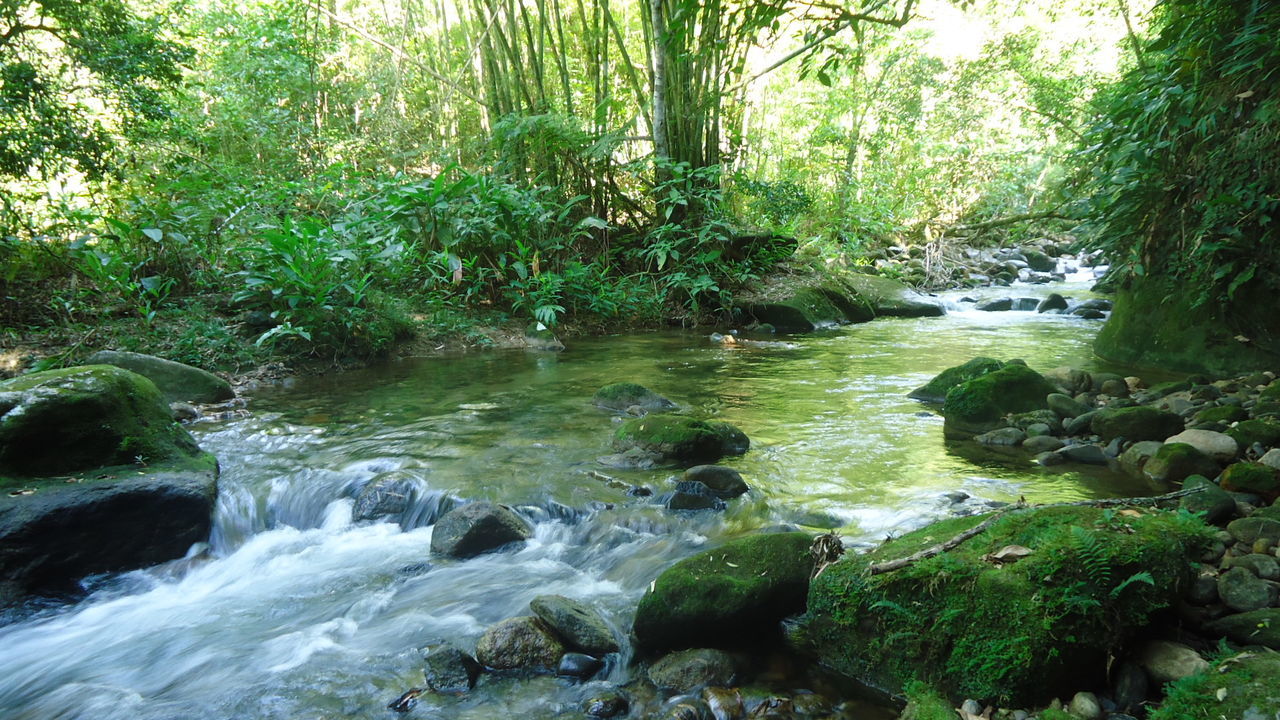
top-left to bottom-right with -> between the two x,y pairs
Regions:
804,506 -> 1213,705
942,363 -> 1056,435
1226,419 -> 1280,449
613,415 -> 748,464
1220,461 -> 1280,501
909,357 -> 1005,404
1090,406 -> 1185,443
1150,652 -> 1280,720
1193,405 -> 1249,425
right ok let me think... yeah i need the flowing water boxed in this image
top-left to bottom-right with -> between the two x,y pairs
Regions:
0,277 -> 1153,719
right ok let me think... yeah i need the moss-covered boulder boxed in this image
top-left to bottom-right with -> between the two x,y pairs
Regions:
1193,405 -> 1249,426
1143,443 -> 1221,484
1180,476 -> 1237,525
803,506 -> 1212,705
1150,652 -> 1280,720
613,416 -> 748,466
942,364 -> 1057,435
592,382 -> 676,413
738,272 -> 943,332
633,532 -> 814,652
0,366 -> 217,605
1220,461 -> 1280,502
1226,419 -> 1280,449
909,357 -> 1005,404
1090,406 -> 1185,443
85,350 -> 233,404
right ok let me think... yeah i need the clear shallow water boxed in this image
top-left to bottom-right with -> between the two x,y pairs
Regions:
0,278 -> 1150,719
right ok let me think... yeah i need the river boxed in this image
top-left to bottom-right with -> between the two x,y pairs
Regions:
0,277 -> 1149,719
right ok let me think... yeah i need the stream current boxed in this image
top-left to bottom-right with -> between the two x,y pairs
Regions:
0,277 -> 1153,719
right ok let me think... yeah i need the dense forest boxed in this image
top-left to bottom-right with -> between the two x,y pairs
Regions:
4,0 -> 1272,373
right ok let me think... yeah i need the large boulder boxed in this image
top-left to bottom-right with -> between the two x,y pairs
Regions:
1163,429 -> 1238,464
1143,443 -> 1220,485
908,357 -> 1005,404
86,350 -> 234,404
530,594 -> 619,655
0,366 -> 217,605
942,363 -> 1057,435
1205,608 -> 1280,650
592,383 -> 676,413
633,532 -> 814,652
475,616 -> 565,671
429,502 -> 532,558
738,272 -> 942,332
803,506 -> 1211,705
613,416 -> 749,466
1090,406 -> 1185,443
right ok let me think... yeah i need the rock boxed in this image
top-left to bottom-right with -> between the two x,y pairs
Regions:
422,645 -> 481,694
681,465 -> 748,499
647,648 -> 737,693
429,502 -> 532,559
1111,661 -> 1148,713
1055,443 -> 1108,465
1024,250 -> 1055,273
0,365 -> 203,477
1026,422 -> 1053,437
1138,640 -> 1209,685
1224,553 -> 1280,580
664,484 -> 724,511
0,366 -> 217,604
1069,691 -> 1102,720
1119,441 -> 1164,477
1204,608 -> 1280,650
1260,448 -> 1280,471
960,699 -> 983,716
1217,567 -> 1276,612
1091,406 -> 1185,443
85,350 -> 233,404
1164,429 -> 1239,464
354,473 -> 423,522
1066,409 -> 1101,436
583,691 -> 630,718
1199,407 -> 1250,428
556,652 -> 605,680
1143,443 -> 1220,484
1091,372 -> 1127,393
593,383 -> 676,413
738,272 -> 941,332
1047,393 -> 1090,419
942,363 -> 1057,435
909,357 -> 1005,404
1012,297 -> 1041,311
976,298 -> 1014,312
1226,419 -> 1280,449
475,616 -> 565,671
529,594 -> 619,655
633,532 -> 813,651
976,427 -> 1026,446
1227,516 -> 1280,545
1024,435 -> 1065,453
613,416 -> 748,466
170,401 -> 199,422
1145,652 -> 1280,720
1101,379 -> 1130,397
1180,476 -> 1237,525
1037,294 -> 1069,313
1220,462 -> 1280,502
1074,308 -> 1106,319
806,506 -> 1209,704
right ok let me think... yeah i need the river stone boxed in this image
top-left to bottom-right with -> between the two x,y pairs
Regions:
1091,406 -> 1185,443
664,483 -> 725,511
86,350 -> 233,404
1164,429 -> 1239,464
1045,367 -> 1093,396
530,594 -> 619,655
975,427 -> 1025,446
1023,435 -> 1065,453
633,532 -> 813,651
942,363 -> 1057,435
1224,553 -> 1280,580
1143,443 -> 1220,485
429,502 -> 532,558
1047,393 -> 1089,419
1101,379 -> 1130,398
1053,443 -> 1107,465
1111,661 -> 1148,713
1036,293 -> 1068,313
583,691 -> 630,718
593,383 -> 676,413
1227,516 -> 1280,545
681,465 -> 748,499
1180,476 -> 1237,525
1205,608 -> 1280,650
1138,640 -> 1209,684
647,648 -> 737,693
354,473 -> 422,522
475,616 -> 565,671
1091,372 -> 1126,393
1119,441 -> 1164,478
1227,419 -> 1280,449
1260,449 -> 1280,471
1195,405 -> 1250,426
613,416 -> 748,466
1066,409 -> 1102,436
976,298 -> 1013,312
1069,691 -> 1102,720
1217,567 -> 1276,612
1220,462 -> 1280,502
557,652 -> 605,680
909,357 -> 1005,404
422,644 -> 481,694
1023,249 -> 1055,273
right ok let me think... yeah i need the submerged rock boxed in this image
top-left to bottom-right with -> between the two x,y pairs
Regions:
593,383 -> 676,413
429,502 -> 532,558
422,644 -> 481,694
86,350 -> 234,404
681,465 -> 748,499
354,473 -> 423,522
647,648 -> 737,693
475,616 -> 565,671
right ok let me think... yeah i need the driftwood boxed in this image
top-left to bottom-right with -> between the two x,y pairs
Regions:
949,210 -> 1073,233
863,487 -> 1205,577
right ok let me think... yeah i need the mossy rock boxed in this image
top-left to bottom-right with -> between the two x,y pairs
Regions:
592,382 -> 676,413
942,364 -> 1057,435
0,365 -> 203,481
738,271 -> 942,332
1226,419 -> 1280,449
1261,383 -> 1280,401
1143,443 -> 1220,485
1193,405 -> 1249,425
1220,461 -> 1280,501
613,416 -> 748,465
85,350 -> 233,404
803,505 -> 1213,705
1180,475 -> 1237,525
1090,406 -> 1185,443
633,532 -> 814,652
743,285 -> 872,332
1150,652 -> 1280,720
909,357 -> 1005,404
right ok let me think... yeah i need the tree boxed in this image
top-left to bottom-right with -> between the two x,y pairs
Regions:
0,0 -> 189,180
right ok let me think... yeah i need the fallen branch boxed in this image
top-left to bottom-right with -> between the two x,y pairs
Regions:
864,487 -> 1205,576
948,211 -> 1074,233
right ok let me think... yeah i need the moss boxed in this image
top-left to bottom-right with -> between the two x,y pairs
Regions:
0,365 -> 202,482
633,532 -> 814,651
593,382 -> 674,412
900,682 -> 958,720
1090,406 -> 1185,442
1220,461 -> 1280,500
1193,405 -> 1249,425
1149,652 -> 1280,720
804,506 -> 1214,706
1144,443 -> 1221,484
909,357 -> 1005,404
613,415 -> 746,463
942,363 -> 1056,434
706,420 -> 750,455
1226,419 -> 1280,449
1261,383 -> 1280,401
1145,380 -> 1192,399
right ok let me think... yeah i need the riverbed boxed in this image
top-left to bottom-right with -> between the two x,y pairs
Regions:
0,278 -> 1148,719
